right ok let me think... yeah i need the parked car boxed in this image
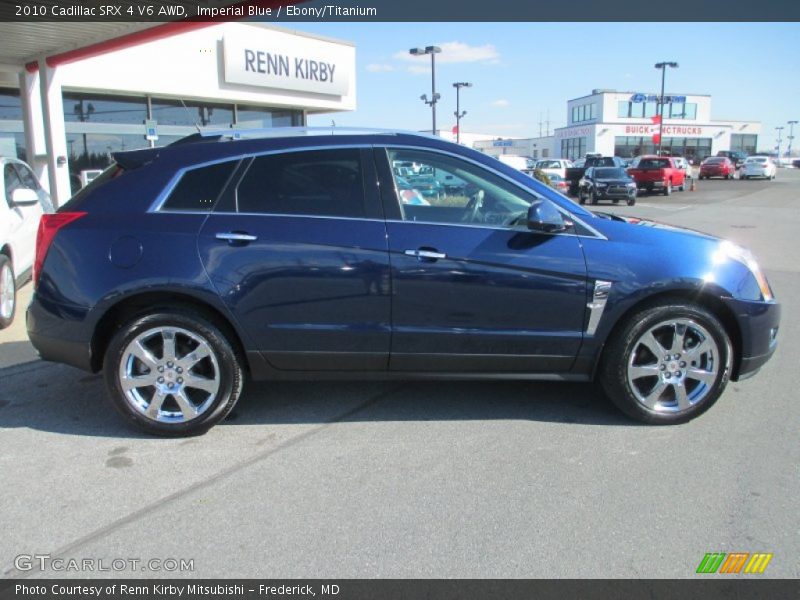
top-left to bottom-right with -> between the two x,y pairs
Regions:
545,172 -> 569,193
27,129 -> 780,435
699,157 -> 736,180
716,150 -> 748,168
739,156 -> 776,180
1,157 -> 52,329
497,155 -> 535,171
578,167 -> 637,206
627,155 -> 687,195
534,158 -> 573,179
792,158 -> 800,169
565,155 -> 628,196
395,176 -> 430,205
672,156 -> 693,180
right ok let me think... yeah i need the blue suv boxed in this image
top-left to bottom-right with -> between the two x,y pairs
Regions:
27,130 -> 780,435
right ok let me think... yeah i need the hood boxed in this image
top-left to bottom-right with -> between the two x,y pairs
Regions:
592,211 -> 718,240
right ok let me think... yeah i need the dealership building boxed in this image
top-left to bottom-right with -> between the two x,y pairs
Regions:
0,22 -> 356,206
475,89 -> 761,163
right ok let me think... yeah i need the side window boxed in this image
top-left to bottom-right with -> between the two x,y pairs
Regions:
14,163 -> 41,192
4,163 -> 23,206
386,148 -> 539,227
235,149 -> 365,218
161,160 -> 238,212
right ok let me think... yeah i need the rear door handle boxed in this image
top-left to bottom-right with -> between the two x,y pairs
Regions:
404,249 -> 446,261
216,232 -> 258,243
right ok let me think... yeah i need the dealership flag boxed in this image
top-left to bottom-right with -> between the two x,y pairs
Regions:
652,133 -> 661,144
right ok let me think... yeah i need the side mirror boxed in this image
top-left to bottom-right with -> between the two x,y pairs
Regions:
11,188 -> 39,206
527,200 -> 568,233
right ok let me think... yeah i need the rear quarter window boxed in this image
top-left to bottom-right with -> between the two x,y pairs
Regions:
161,160 -> 238,212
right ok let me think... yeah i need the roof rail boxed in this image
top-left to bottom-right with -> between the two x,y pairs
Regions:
196,126 -> 438,141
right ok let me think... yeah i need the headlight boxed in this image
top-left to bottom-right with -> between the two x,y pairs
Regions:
626,182 -> 636,187
713,241 -> 773,301
596,182 -> 608,187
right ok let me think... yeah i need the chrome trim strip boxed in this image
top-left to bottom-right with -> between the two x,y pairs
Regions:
148,144 -> 374,213
586,280 -> 613,335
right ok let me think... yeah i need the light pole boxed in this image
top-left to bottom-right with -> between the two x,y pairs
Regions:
409,46 -> 442,135
787,120 -> 798,157
452,82 -> 472,144
654,61 -> 678,156
775,126 -> 784,164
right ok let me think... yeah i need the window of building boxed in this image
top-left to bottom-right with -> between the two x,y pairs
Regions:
236,149 -> 365,218
571,103 -> 596,124
236,105 -> 303,128
731,134 -> 758,155
150,98 -> 233,127
63,93 -> 148,125
161,160 -> 239,212
0,88 -> 23,121
561,137 -> 586,160
614,136 -> 712,161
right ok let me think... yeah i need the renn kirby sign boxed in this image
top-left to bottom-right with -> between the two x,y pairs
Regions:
223,30 -> 351,96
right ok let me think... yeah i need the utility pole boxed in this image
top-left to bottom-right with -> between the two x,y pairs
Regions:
775,126 -> 784,163
654,61 -> 678,155
410,46 -> 442,135
787,120 -> 798,157
452,82 -> 472,144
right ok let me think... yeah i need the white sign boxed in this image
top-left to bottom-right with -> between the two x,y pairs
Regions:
223,30 -> 351,96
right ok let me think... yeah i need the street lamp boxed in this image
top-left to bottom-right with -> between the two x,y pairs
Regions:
787,120 -> 798,157
409,46 -> 442,135
654,61 -> 678,156
775,126 -> 784,163
452,82 -> 472,144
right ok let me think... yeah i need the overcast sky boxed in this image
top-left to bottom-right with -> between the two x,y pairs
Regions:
296,22 -> 800,149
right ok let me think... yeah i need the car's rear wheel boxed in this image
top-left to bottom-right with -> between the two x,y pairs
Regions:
600,300 -> 732,424
104,310 -> 244,436
0,255 -> 16,330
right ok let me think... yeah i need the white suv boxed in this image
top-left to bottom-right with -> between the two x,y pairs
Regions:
1,158 -> 53,329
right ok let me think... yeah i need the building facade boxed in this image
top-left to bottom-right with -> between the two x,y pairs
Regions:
475,89 -> 761,163
0,23 -> 356,205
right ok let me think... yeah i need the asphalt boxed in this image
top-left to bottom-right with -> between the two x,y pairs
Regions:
1,170 -> 798,579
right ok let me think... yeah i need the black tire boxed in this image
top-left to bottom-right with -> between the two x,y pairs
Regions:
663,181 -> 672,196
591,191 -> 599,205
0,254 -> 16,330
578,190 -> 586,205
627,196 -> 636,206
599,300 -> 733,425
103,309 -> 244,436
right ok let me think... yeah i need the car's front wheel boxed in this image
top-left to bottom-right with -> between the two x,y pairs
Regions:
663,181 -> 672,196
104,309 -> 244,436
600,300 -> 732,424
0,255 -> 16,330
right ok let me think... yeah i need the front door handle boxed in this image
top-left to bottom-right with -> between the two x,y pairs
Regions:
404,248 -> 446,261
216,232 -> 258,244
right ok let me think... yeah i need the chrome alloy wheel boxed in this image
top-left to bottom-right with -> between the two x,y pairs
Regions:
0,263 -> 14,320
118,326 -> 221,423
626,318 -> 720,413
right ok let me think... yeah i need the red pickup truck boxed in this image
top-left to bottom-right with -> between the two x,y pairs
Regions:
627,156 -> 686,196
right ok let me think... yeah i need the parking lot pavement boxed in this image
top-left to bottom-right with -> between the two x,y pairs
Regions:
1,170 -> 798,579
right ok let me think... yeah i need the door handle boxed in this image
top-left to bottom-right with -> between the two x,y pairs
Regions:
404,249 -> 446,261
216,232 -> 258,243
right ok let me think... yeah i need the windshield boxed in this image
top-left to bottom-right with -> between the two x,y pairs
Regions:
595,168 -> 628,179
638,158 -> 670,169
537,160 -> 561,169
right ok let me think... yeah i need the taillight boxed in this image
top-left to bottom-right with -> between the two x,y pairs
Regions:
33,212 -> 86,287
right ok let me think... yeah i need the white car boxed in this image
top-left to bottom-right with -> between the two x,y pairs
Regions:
672,156 -> 693,179
497,154 -> 535,171
1,158 -> 52,329
740,156 -> 777,180
534,158 -> 573,179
